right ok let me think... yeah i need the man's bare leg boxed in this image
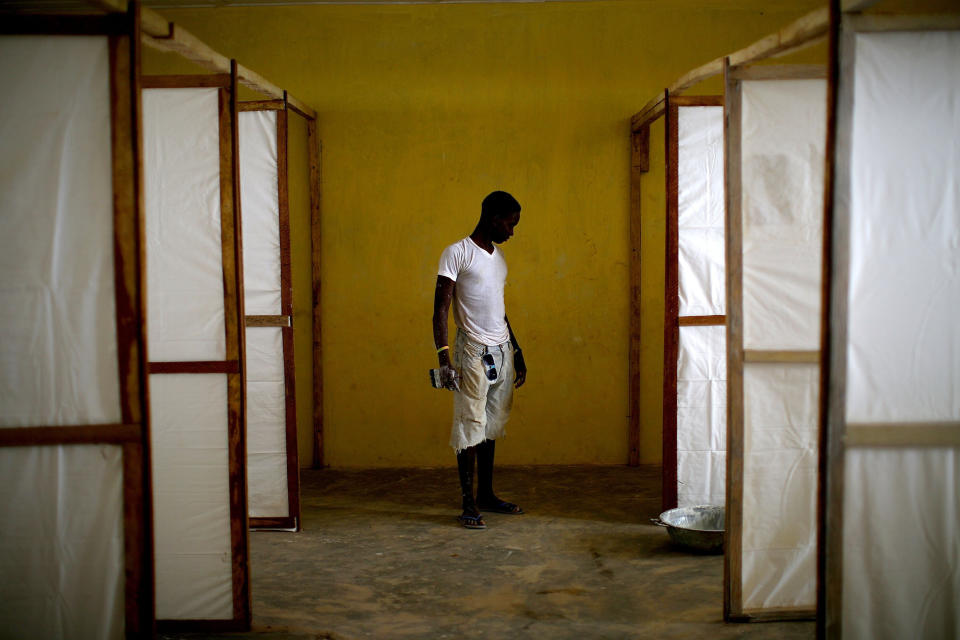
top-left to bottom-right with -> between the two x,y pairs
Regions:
456,446 -> 485,529
476,439 -> 523,514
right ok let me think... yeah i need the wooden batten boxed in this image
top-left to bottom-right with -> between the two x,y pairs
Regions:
110,25 -> 141,430
138,6 -> 317,121
308,118 -> 324,468
730,64 -> 827,81
121,441 -> 148,634
730,7 -> 829,67
820,5 -> 852,636
722,56 -> 745,622
282,319 -> 300,527
226,62 -> 252,629
142,20 -> 230,74
743,350 -> 820,363
630,91 -> 666,133
239,99 -> 285,112
670,95 -> 724,107
142,74 -> 231,89
148,360 -> 241,374
219,85 -> 240,364
276,105 -> 301,528
736,607 -> 817,623
0,424 -> 141,446
661,92 -> 679,510
237,64 -> 285,106
627,125 -> 649,466
250,516 -> 297,530
138,2 -> 172,36
109,4 -> 154,634
245,315 -> 291,327
678,315 -> 725,327
278,107 -> 293,318
287,95 -> 317,121
631,5 -> 834,132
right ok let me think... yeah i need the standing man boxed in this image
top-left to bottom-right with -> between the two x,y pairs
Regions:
433,190 -> 527,530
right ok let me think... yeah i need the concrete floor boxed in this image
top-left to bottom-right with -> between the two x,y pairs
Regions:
166,465 -> 814,639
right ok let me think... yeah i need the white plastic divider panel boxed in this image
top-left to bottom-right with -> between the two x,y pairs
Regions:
677,325 -> 726,507
835,27 -> 960,640
739,78 -> 825,613
144,86 -> 236,623
0,35 -> 127,639
245,327 -> 288,518
240,110 -> 282,317
666,100 -> 726,510
239,108 -> 299,528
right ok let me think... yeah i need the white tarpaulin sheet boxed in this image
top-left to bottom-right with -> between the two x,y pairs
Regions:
676,106 -> 726,508
677,325 -> 726,507
144,88 -> 234,620
245,328 -> 289,516
0,36 -> 119,427
742,363 -> 818,608
0,446 -> 125,639
144,88 -> 225,363
739,78 -> 825,610
741,81 -> 825,352
0,36 -> 124,639
678,106 -> 725,317
150,375 -> 232,620
842,31 -> 960,639
239,110 -> 281,316
239,110 -> 290,519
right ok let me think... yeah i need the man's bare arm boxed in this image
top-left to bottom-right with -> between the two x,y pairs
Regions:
433,276 -> 459,390
505,315 -> 527,388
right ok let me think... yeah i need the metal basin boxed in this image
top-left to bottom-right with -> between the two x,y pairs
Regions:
653,505 -> 724,554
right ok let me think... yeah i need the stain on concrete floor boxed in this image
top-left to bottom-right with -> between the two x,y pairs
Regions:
163,465 -> 813,640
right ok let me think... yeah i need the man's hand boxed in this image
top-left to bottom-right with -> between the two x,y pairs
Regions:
514,350 -> 527,388
440,364 -> 460,392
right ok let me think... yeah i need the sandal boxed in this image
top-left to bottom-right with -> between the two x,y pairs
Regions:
457,512 -> 487,529
477,499 -> 524,515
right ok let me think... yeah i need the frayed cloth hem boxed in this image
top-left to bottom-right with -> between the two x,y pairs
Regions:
450,427 -> 506,453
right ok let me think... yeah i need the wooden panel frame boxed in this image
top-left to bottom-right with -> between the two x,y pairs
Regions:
662,93 -> 726,511
724,62 -> 826,623
240,100 -> 301,532
628,1 -> 883,133
723,58 -> 745,621
246,315 -> 291,327
627,123 -> 649,466
308,116 -> 324,468
0,6 -> 155,636
146,66 -> 251,633
819,10 -> 960,639
240,99 -> 285,112
148,360 -> 240,374
142,74 -> 230,88
138,6 -> 316,121
630,8 -> 831,133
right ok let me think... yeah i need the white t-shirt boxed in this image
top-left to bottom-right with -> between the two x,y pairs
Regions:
437,237 -> 510,346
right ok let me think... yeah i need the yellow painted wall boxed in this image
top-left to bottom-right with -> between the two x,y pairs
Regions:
146,0 -> 823,468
